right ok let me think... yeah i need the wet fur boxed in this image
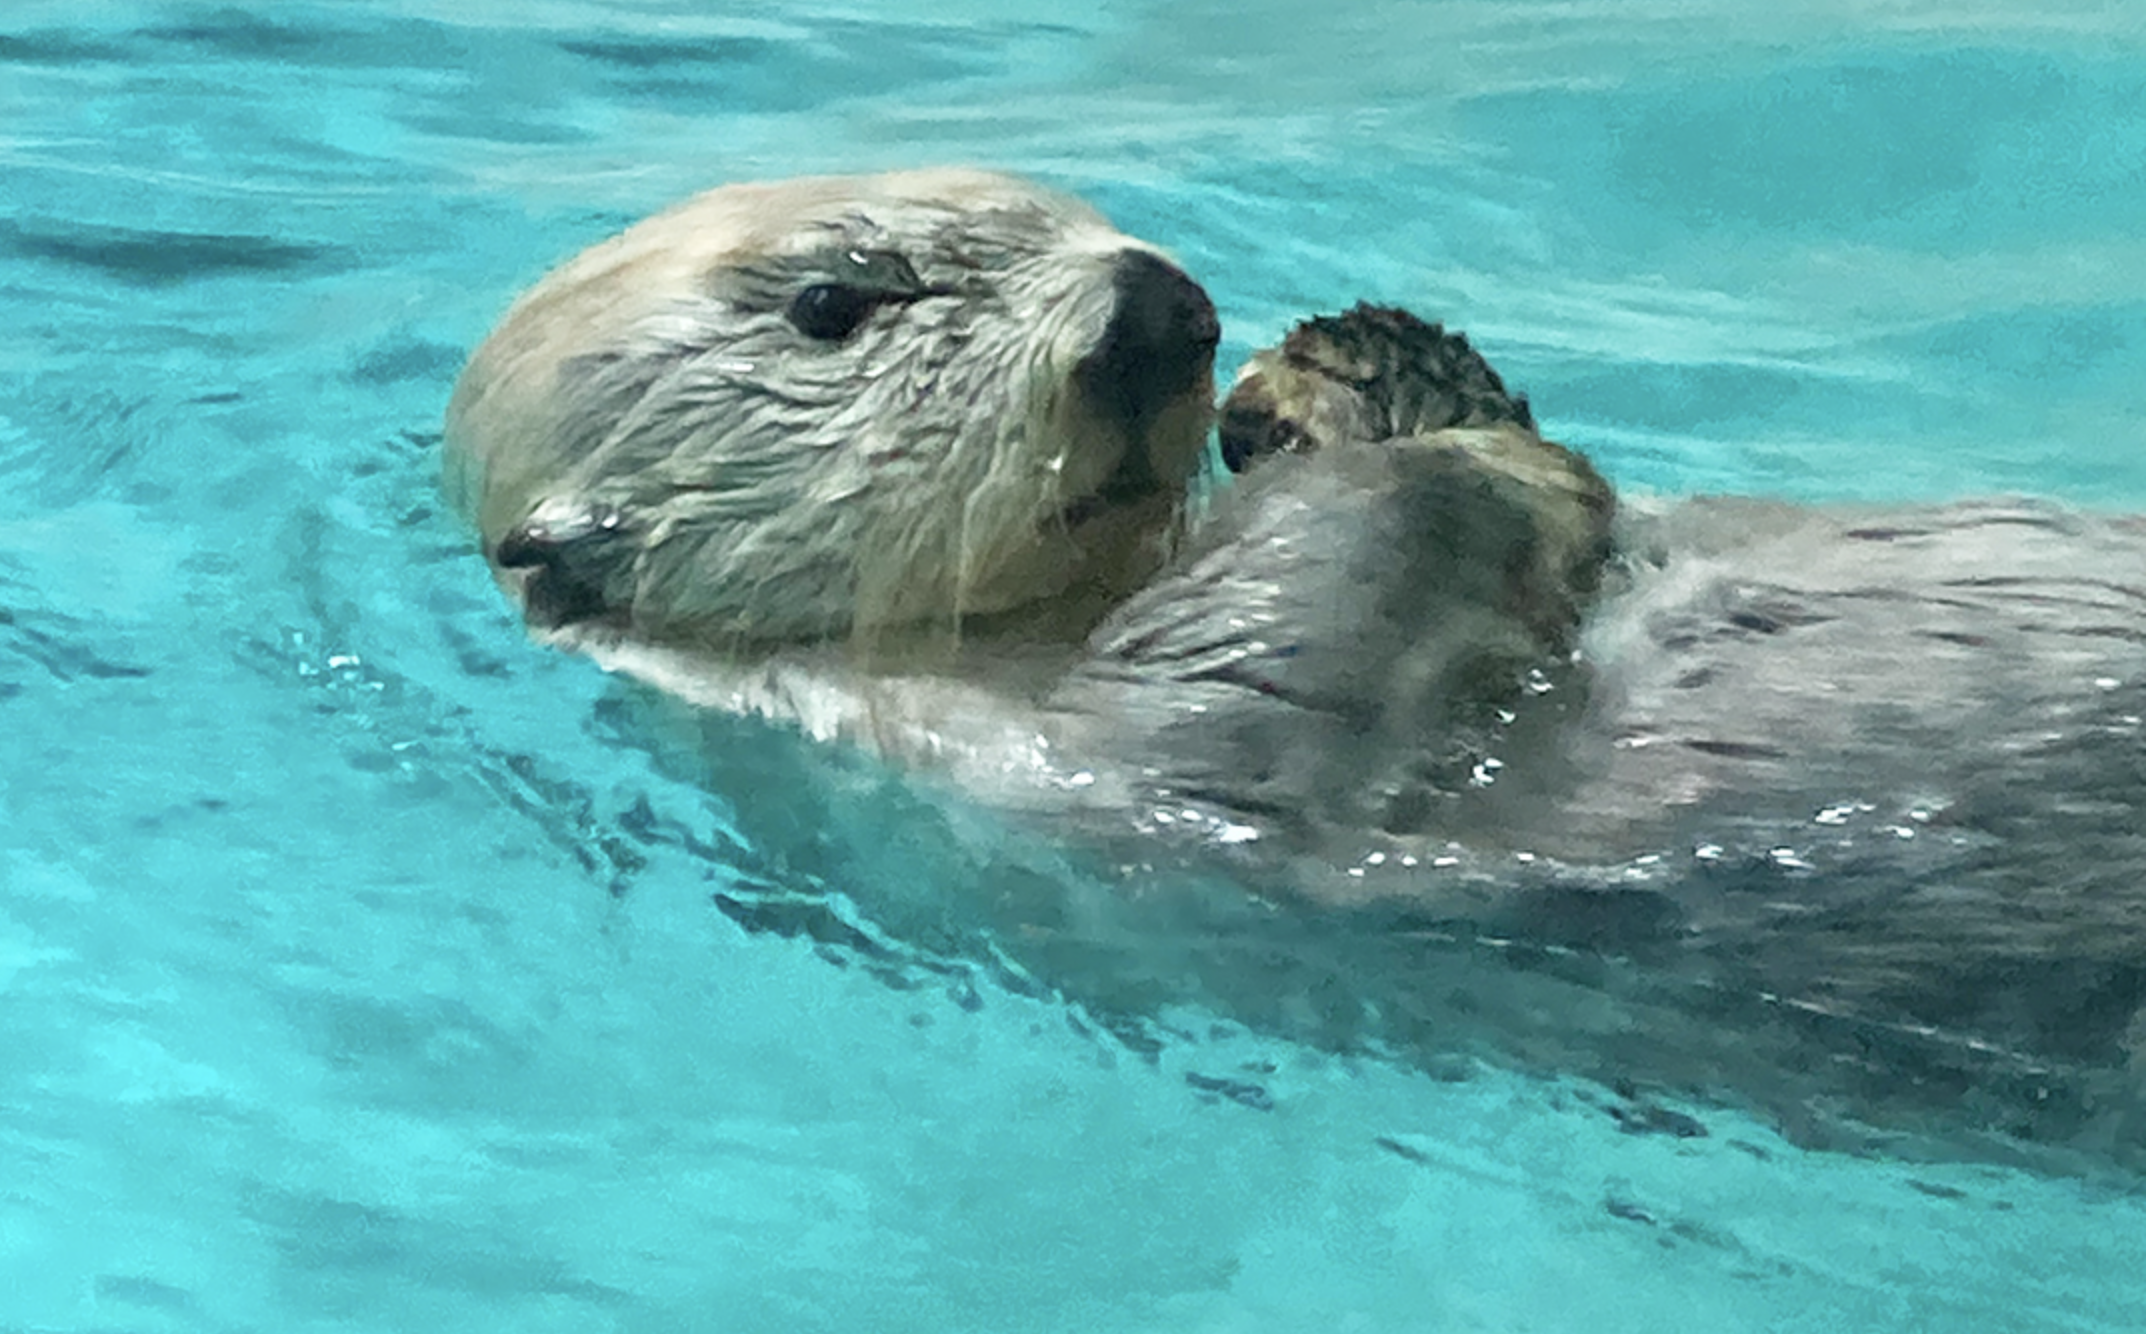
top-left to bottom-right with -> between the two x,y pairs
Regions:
446,169 -> 1212,651
447,175 -> 2146,1171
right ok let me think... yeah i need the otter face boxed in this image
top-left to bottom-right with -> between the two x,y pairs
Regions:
444,169 -> 1219,649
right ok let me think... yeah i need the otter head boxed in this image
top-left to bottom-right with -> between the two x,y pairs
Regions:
443,169 -> 1219,653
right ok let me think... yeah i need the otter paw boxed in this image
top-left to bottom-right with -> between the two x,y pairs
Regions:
1219,304 -> 1536,471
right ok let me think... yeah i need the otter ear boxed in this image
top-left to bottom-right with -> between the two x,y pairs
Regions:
494,498 -> 635,628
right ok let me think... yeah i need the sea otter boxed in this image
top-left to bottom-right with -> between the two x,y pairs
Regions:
445,169 -> 2146,1170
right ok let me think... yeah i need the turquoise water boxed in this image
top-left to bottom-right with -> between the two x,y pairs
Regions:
5,3 -> 2146,1330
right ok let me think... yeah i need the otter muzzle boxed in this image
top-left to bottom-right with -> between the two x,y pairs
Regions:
1074,251 -> 1221,499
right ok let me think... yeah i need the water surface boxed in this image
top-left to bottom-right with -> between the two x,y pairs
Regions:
4,3 -> 2145,1330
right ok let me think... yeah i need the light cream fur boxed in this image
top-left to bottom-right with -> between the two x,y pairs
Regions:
445,169 -> 1212,653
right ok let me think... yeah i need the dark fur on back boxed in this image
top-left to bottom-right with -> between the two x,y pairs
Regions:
501,269 -> 2146,1173
1064,306 -> 2146,1171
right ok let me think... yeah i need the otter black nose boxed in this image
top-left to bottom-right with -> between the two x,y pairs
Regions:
1077,250 -> 1221,437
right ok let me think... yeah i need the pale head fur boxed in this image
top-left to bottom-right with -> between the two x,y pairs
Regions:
444,168 -> 1215,656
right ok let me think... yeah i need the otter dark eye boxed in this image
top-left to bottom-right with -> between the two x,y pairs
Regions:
787,283 -> 878,341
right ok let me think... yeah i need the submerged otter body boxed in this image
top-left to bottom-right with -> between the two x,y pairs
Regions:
1146,318 -> 2146,1150
447,171 -> 2146,1169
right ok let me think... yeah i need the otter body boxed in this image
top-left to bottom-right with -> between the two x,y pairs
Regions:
447,172 -> 2146,1168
